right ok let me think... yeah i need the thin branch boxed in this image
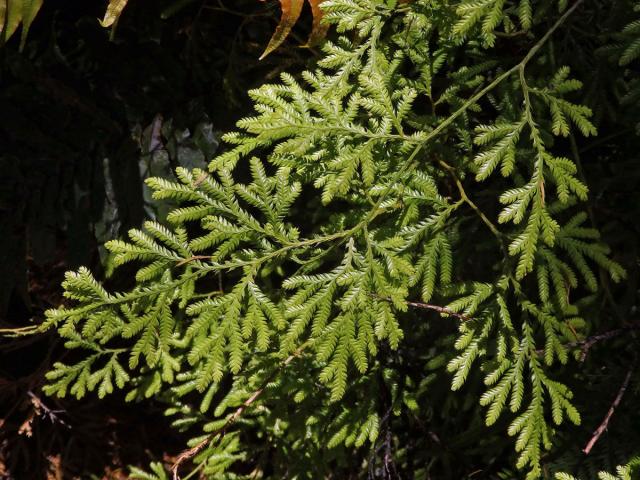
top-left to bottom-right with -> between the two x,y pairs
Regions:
582,362 -> 635,455
405,299 -> 473,322
438,159 -> 502,240
533,324 -> 640,360
0,325 -> 41,336
374,295 -> 473,322
171,341 -> 310,480
572,325 -> 640,362
27,391 -> 69,428
521,0 -> 585,67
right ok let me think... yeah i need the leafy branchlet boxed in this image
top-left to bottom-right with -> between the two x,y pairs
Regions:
43,0 -> 627,477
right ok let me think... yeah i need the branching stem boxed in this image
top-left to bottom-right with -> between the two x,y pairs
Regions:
438,160 -> 502,239
582,362 -> 635,455
403,298 -> 473,322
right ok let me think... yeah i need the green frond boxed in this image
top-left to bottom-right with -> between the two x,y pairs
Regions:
38,3 -> 634,478
556,457 -> 640,480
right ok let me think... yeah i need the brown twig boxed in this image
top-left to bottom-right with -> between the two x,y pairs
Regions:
574,325 -> 640,362
27,391 -> 68,428
171,342 -> 310,480
538,324 -> 640,361
374,295 -> 473,322
582,363 -> 635,455
531,323 -> 640,360
405,299 -> 473,322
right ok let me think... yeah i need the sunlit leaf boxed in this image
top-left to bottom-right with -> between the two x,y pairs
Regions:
260,0 -> 305,60
99,0 -> 129,28
2,0 -> 23,41
20,0 -> 43,50
0,1 -> 6,38
260,0 -> 330,59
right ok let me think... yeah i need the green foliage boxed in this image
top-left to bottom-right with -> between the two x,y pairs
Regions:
556,457 -> 640,480
453,0 -> 569,46
0,0 -> 43,50
35,0 -> 639,478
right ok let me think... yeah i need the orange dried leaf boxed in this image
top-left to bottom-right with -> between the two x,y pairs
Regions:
260,0 -> 304,60
305,0 -> 328,47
